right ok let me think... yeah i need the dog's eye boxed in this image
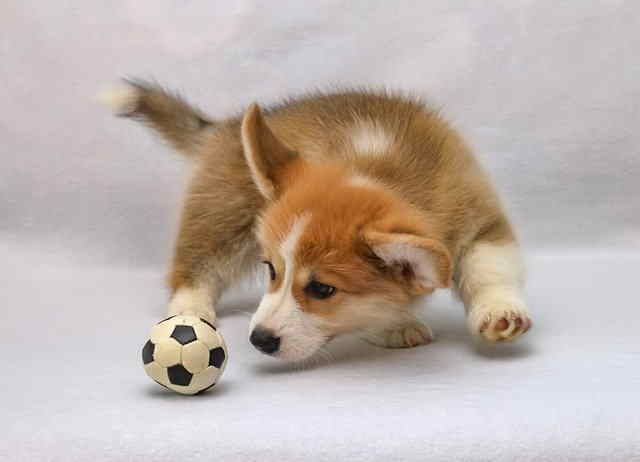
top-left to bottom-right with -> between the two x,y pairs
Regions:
305,280 -> 336,300
262,261 -> 276,281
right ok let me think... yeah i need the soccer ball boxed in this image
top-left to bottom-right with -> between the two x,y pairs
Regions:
141,315 -> 228,395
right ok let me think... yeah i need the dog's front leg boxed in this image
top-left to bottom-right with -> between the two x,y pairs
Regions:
455,231 -> 532,342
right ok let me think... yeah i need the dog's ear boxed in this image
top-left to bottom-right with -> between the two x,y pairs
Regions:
241,103 -> 298,200
364,229 -> 452,294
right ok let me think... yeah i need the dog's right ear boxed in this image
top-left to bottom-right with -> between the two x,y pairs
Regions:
241,104 -> 298,200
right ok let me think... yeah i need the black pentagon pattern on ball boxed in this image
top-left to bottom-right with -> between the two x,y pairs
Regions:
142,340 -> 155,365
209,347 -> 226,368
167,364 -> 193,386
170,325 -> 197,345
199,317 -> 217,331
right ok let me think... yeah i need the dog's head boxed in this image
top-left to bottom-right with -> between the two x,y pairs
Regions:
241,104 -> 452,360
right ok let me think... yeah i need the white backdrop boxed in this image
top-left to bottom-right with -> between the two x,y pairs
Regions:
2,2 -> 639,461
2,0 -> 638,270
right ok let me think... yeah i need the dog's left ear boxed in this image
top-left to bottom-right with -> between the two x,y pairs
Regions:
241,103 -> 298,200
364,230 -> 452,294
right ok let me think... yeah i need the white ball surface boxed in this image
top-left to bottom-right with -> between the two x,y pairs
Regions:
141,315 -> 227,395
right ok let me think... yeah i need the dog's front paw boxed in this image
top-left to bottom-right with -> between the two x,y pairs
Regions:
468,296 -> 532,342
363,322 -> 434,349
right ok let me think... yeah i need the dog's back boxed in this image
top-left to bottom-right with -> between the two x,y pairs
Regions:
213,90 -> 509,260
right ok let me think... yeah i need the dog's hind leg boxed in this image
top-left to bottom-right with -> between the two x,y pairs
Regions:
102,80 -> 263,324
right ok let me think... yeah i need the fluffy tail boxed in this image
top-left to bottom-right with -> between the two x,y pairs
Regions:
99,79 -> 214,156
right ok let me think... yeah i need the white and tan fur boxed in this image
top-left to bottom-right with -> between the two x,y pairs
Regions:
103,81 -> 531,361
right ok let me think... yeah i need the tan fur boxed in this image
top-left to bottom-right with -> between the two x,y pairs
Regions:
107,81 -> 531,358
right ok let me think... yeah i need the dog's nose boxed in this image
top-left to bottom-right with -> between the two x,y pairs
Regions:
250,328 -> 281,354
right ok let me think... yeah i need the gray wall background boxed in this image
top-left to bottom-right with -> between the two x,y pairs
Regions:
2,1 -> 638,270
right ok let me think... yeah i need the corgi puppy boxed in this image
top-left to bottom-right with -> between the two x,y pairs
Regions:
103,81 -> 532,361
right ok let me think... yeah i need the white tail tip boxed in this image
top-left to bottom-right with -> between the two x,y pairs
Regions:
96,84 -> 140,115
